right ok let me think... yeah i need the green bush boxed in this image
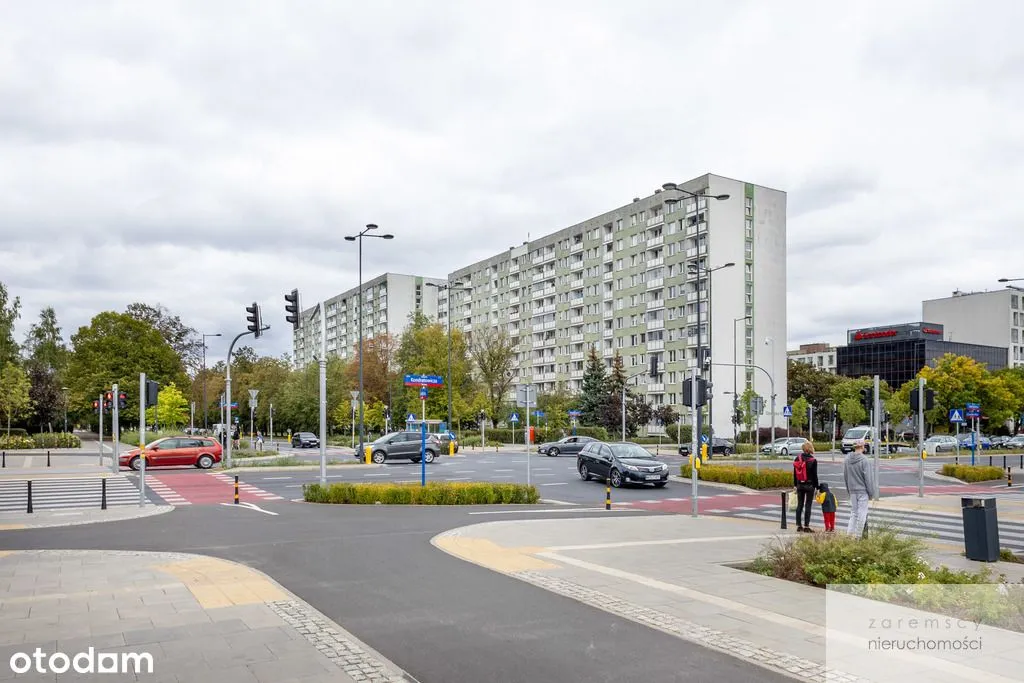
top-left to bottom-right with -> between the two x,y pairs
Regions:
461,435 -> 483,447
231,449 -> 279,458
0,435 -> 35,449
303,481 -> 540,505
939,464 -> 1004,482
1,428 -> 28,438
681,462 -> 793,489
31,432 -> 81,448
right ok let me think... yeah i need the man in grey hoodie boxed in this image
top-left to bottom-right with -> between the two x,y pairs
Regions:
843,440 -> 877,536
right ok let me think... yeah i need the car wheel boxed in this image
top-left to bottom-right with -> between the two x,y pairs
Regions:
548,447 -> 559,457
196,454 -> 214,469
371,451 -> 387,464
723,448 -> 733,456
610,469 -> 623,488
780,448 -> 789,456
579,463 -> 591,481
424,451 -> 436,464
129,457 -> 141,471
653,482 -> 667,488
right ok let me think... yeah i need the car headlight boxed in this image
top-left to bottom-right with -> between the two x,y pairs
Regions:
625,464 -> 639,472
661,463 -> 668,471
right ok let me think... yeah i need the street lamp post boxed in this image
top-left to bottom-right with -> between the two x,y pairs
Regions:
662,184 -> 730,462
426,281 -> 471,433
687,260 -> 734,450
202,333 -> 222,431
345,224 -> 394,462
732,316 -> 751,442
998,278 -> 1024,283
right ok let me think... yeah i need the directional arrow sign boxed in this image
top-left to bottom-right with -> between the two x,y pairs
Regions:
949,408 -> 965,424
782,405 -> 792,418
701,434 -> 709,444
248,389 -> 259,400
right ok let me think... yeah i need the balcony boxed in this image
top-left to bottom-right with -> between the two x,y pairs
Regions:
603,329 -> 613,338
647,319 -> 664,330
508,311 -> 519,320
647,340 -> 665,351
646,256 -> 664,268
463,322 -> 473,331
532,340 -> 545,349
603,232 -> 613,243
570,333 -> 584,342
602,250 -> 614,262
510,263 -> 519,274
687,313 -> 698,323
687,292 -> 698,302
646,214 -> 664,227
570,315 -> 584,324
647,235 -> 664,248
571,242 -> 583,252
532,271 -> 545,282
509,295 -> 520,304
647,278 -> 664,289
648,299 -> 664,309
540,337 -> 556,347
509,280 -> 520,289
491,302 -> 498,310
603,271 -> 613,281
540,303 -> 555,314
603,289 -> 613,300
543,320 -> 556,330
532,322 -> 545,332
602,348 -> 613,358
570,369 -> 584,379
570,351 -> 584,360
570,259 -> 584,271
647,382 -> 665,393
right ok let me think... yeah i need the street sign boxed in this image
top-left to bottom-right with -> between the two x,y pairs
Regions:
509,413 -> 519,423
404,374 -> 444,388
782,405 -> 792,418
949,408 -> 965,424
534,410 -> 545,418
249,399 -> 257,409
568,410 -> 581,417
406,413 -> 416,422
221,401 -> 239,408
749,396 -> 764,415
966,403 -> 981,419
248,389 -> 259,400
419,387 -> 428,400
701,434 -> 709,444
515,385 -> 536,408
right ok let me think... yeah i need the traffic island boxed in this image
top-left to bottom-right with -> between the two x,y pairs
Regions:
680,462 -> 793,489
303,481 -> 539,504
938,463 -> 1005,482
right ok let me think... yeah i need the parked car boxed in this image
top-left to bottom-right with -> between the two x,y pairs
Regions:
577,441 -> 670,488
958,433 -> 993,450
291,432 -> 320,448
120,436 -> 222,471
990,436 -> 1009,449
538,435 -> 599,456
1006,435 -> 1024,451
434,431 -> 459,454
368,431 -> 441,464
761,437 -> 809,455
679,437 -> 734,458
923,435 -> 959,453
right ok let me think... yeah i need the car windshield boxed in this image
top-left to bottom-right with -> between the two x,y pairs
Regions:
844,428 -> 869,439
608,443 -> 653,459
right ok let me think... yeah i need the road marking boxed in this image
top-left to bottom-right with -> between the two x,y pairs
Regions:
467,508 -> 645,515
363,473 -> 391,477
455,470 -> 476,474
533,468 -> 552,471
535,473 -> 555,477
445,477 -> 471,481
220,501 -> 279,516
495,469 -> 513,473
538,499 -> 577,505
540,482 -> 568,486
548,534 -> 777,551
260,476 -> 293,480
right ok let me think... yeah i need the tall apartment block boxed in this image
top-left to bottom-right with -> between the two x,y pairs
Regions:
292,273 -> 445,367
922,286 -> 1024,368
444,173 -> 787,433
788,343 -> 838,374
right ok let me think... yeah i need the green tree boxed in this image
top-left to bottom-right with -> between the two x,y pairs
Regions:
147,382 -> 189,428
469,327 -> 516,420
395,314 -> 472,423
66,312 -> 188,428
0,282 -> 21,368
599,352 -> 649,437
125,303 -> 201,373
739,387 -> 762,438
838,396 -> 866,427
537,382 -> 575,432
579,345 -> 608,426
0,363 -> 32,436
789,396 -> 809,432
23,307 -> 69,431
787,360 -> 839,431
829,375 -> 891,430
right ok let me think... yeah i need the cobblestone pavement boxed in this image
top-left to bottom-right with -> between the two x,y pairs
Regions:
0,549 -> 408,683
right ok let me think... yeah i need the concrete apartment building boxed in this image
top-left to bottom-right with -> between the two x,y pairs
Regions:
292,273 -> 444,367
443,173 -> 788,433
922,287 -> 1024,368
788,343 -> 837,373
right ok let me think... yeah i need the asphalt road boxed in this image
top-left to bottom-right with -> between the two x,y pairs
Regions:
0,503 -> 785,683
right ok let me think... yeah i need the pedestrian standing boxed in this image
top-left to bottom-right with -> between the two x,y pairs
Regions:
843,440 -> 877,536
256,431 -> 264,451
231,425 -> 240,450
816,483 -> 838,532
792,442 -> 819,532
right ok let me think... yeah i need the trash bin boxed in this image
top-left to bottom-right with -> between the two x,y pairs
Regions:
961,497 -> 999,562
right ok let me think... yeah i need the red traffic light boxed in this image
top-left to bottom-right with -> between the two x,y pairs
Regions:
105,391 -> 113,401
92,400 -> 99,409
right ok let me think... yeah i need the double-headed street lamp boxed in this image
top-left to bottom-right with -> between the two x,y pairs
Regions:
201,332 -> 222,430
687,260 -> 734,448
344,224 -> 394,460
662,183 -> 729,449
426,280 -> 472,432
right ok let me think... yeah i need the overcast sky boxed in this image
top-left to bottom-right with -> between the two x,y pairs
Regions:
3,0 -> 1022,363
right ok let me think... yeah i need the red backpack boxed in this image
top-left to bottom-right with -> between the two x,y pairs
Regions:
793,455 -> 812,483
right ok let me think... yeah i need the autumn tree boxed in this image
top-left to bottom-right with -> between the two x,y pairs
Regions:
147,383 -> 189,428
346,334 -> 398,406
469,327 -> 516,420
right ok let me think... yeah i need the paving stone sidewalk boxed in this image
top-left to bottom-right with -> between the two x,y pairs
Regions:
0,549 -> 408,682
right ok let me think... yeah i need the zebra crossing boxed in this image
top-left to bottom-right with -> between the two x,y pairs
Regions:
0,475 -> 145,512
729,504 -> 1024,554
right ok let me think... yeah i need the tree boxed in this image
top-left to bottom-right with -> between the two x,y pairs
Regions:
0,363 -> 32,436
653,404 -> 679,429
599,352 -> 649,437
346,334 -> 399,406
790,396 -> 809,433
829,375 -> 891,431
147,382 -> 189,428
395,315 -> 473,423
66,312 -> 188,428
469,327 -> 516,420
23,307 -> 69,431
579,346 -> 608,426
838,397 -> 866,427
125,303 -> 200,373
537,382 -> 575,432
0,282 -> 21,368
787,360 -> 839,431
739,387 -> 762,438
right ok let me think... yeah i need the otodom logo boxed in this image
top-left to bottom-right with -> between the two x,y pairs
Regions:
9,647 -> 153,675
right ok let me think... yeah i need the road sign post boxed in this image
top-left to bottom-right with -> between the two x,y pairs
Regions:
918,378 -> 925,498
966,403 -> 981,466
420,421 -> 427,487
420,387 -> 428,420
509,412 -> 519,447
111,383 -> 120,474
783,405 -> 792,437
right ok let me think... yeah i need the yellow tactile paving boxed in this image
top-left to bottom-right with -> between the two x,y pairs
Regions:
433,535 -> 558,572
152,556 -> 287,608
0,525 -> 26,531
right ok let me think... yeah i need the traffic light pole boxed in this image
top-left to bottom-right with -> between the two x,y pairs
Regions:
873,374 -> 881,501
918,377 -> 925,498
111,383 -> 119,474
98,392 -> 104,467
225,330 -> 256,470
139,373 -> 146,508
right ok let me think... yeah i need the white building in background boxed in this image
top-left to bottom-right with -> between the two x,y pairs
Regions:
922,286 -> 1024,368
292,273 -> 444,367
788,343 -> 837,374
444,173 -> 788,434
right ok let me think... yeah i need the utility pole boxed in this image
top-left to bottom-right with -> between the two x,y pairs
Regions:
111,384 -> 120,474
98,392 -> 104,468
138,373 -> 146,507
918,377 -> 925,498
872,374 -> 881,501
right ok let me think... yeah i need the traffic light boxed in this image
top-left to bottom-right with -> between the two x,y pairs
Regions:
118,392 -> 127,410
925,389 -> 935,410
145,380 -> 159,407
285,289 -> 300,330
860,387 -> 873,412
911,388 -> 936,411
683,377 -> 708,407
104,391 -> 113,412
246,302 -> 262,338
93,399 -> 100,413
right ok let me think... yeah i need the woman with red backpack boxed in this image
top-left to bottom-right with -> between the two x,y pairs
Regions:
792,442 -> 819,532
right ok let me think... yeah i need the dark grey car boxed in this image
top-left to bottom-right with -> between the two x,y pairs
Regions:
538,435 -> 597,456
369,431 -> 441,464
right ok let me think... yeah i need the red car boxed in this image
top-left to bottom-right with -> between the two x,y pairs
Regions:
120,436 -> 222,470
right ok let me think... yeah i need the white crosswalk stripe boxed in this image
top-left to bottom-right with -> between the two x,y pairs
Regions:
733,506 -> 1024,553
144,477 -> 191,506
0,476 -> 145,511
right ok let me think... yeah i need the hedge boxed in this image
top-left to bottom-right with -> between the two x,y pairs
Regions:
31,432 -> 81,448
680,462 -> 794,489
0,435 -> 34,449
479,426 -> 609,444
303,481 -> 540,505
939,464 -> 1004,482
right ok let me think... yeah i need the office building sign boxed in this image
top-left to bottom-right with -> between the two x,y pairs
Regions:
848,323 -> 944,345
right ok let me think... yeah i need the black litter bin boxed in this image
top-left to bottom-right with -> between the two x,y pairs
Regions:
961,497 -> 999,562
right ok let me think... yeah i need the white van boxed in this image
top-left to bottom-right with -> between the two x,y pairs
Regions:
841,426 -> 876,454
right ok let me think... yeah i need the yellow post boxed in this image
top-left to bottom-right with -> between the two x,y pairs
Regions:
365,445 -> 371,464
921,448 -> 927,460
694,455 -> 702,470
701,443 -> 708,463
449,440 -> 454,456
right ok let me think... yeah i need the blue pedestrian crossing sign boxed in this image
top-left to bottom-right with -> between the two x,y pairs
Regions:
406,413 -> 416,422
701,434 -> 709,444
949,408 -> 965,423
782,405 -> 792,418
509,413 -> 519,423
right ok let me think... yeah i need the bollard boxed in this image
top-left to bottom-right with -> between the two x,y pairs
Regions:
605,477 -> 611,510
1,451 -> 4,468
101,478 -> 107,510
1020,454 -> 1023,469
47,451 -> 51,467
1009,468 -> 1013,488
989,455 -> 993,467
1004,455 -> 1007,469
449,441 -> 454,457
234,475 -> 239,504
780,491 -> 787,529
26,481 -> 33,514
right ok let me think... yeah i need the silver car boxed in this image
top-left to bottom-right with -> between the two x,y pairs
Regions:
368,431 -> 441,464
923,435 -> 958,453
761,437 -> 809,455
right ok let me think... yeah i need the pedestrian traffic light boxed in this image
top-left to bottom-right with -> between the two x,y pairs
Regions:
93,399 -> 100,413
683,377 -> 708,407
104,391 -> 113,412
246,302 -> 262,338
925,389 -> 935,410
285,289 -> 300,330
911,387 -> 937,411
860,388 -> 873,411
118,392 -> 127,410
145,380 -> 159,407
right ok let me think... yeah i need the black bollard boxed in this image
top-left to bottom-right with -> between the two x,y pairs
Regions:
234,475 -> 240,504
26,481 -> 33,514
780,491 -> 787,529
605,477 -> 611,511
47,451 -> 51,467
101,478 -> 107,510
